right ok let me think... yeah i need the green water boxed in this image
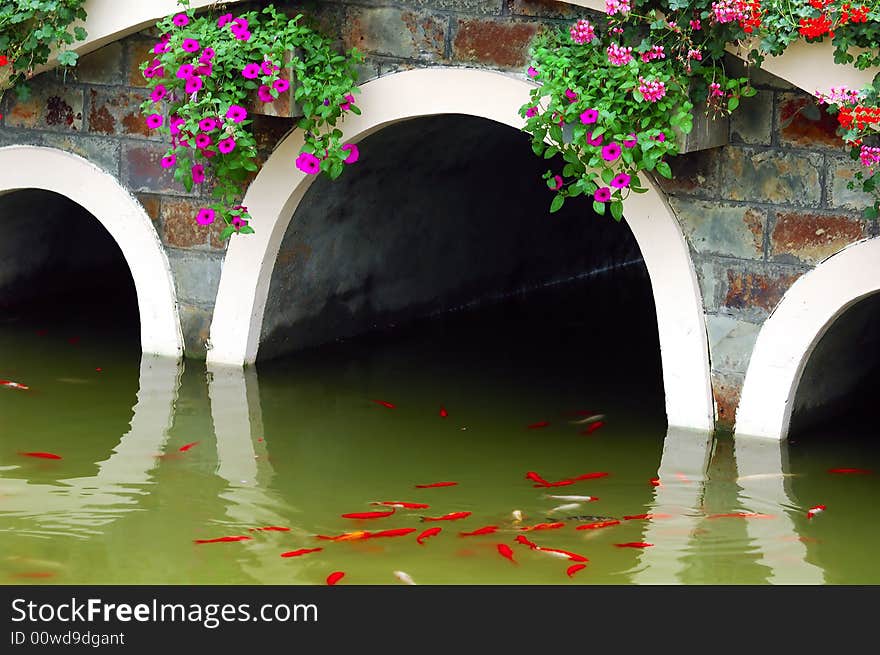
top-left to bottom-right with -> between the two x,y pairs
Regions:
1,283 -> 879,585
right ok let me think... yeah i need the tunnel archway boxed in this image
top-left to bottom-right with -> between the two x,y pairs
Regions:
208,68 -> 713,430
0,146 -> 182,358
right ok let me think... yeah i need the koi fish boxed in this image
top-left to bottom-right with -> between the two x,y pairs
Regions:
394,570 -> 416,585
327,571 -> 345,585
95,368 -> 102,372
623,513 -> 672,521
415,481 -> 458,488
497,544 -> 516,564
512,510 -> 523,523
280,548 -> 323,558
372,528 -> 417,539
571,472 -> 609,481
19,452 -> 62,460
440,406 -> 448,418
316,531 -> 371,542
194,536 -> 252,544
550,503 -> 583,514
371,399 -> 396,409
535,480 -> 575,488
371,501 -> 430,509
544,494 -> 598,502
528,421 -> 550,429
828,468 -> 873,475
581,422 -> 605,435
566,564 -> 587,578
526,471 -> 551,486
179,442 -> 199,452
706,512 -> 774,519
649,477 -> 662,487
460,526 -> 499,537
538,547 -> 588,563
249,526 -> 290,532
569,414 -> 605,425
417,527 -> 442,545
615,542 -> 653,548
515,535 -> 538,549
807,504 -> 826,519
519,522 -> 565,531
575,520 -> 620,530
1,380 -> 29,390
341,509 -> 396,520
421,511 -> 471,522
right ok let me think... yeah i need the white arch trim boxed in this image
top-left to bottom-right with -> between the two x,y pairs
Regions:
736,237 -> 880,440
207,67 -> 714,431
0,146 -> 183,358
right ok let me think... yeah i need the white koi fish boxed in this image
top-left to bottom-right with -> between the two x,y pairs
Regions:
393,570 -> 416,585
544,495 -> 598,502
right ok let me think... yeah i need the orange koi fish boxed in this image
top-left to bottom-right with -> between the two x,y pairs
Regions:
526,471 -> 551,486
807,504 -> 826,519
706,512 -> 774,519
615,542 -> 653,548
417,527 -> 442,545
518,522 -> 565,532
581,422 -> 605,435
281,548 -> 323,558
371,501 -> 430,509
649,477 -> 662,487
415,481 -> 458,488
828,468 -> 873,475
372,528 -> 418,539
528,421 -> 550,429
342,509 -> 396,520
194,536 -> 252,544
497,544 -> 516,564
421,511 -> 472,522
179,442 -> 199,452
316,531 -> 371,542
623,513 -> 672,521
515,535 -> 538,549
440,406 -> 448,418
1,380 -> 29,390
575,520 -> 620,530
249,526 -> 290,532
538,547 -> 588,563
460,526 -> 499,537
566,564 -> 587,578
19,452 -> 62,460
371,399 -> 396,409
327,571 -> 345,586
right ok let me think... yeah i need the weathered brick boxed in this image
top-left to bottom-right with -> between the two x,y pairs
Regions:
166,249 -> 223,305
161,197 -> 214,248
177,303 -> 213,359
343,8 -> 447,61
671,198 -> 765,259
777,92 -> 843,149
75,43 -> 124,85
711,370 -> 744,426
407,0 -> 504,14
721,147 -> 822,206
123,142 -> 188,194
706,314 -> 761,375
722,264 -> 804,315
506,0 -> 584,18
87,88 -> 154,138
770,211 -> 867,264
696,257 -> 719,313
655,148 -> 720,197
137,194 -> 161,222
5,83 -> 83,132
730,89 -> 773,146
38,133 -> 120,175
827,155 -> 875,211
127,40 -> 156,88
452,18 -> 540,69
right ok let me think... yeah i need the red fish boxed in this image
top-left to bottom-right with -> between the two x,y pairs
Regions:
623,513 -> 672,521
581,421 -> 605,435
526,471 -> 551,486
440,406 -> 448,418
280,548 -> 323,558
497,544 -> 516,564
95,368 -> 103,372
371,399 -> 396,409
519,522 -> 565,531
539,547 -> 588,563
615,542 -> 653,548
371,501 -> 430,509
576,520 -> 620,530
649,477 -> 662,487
807,504 -> 826,519
828,467 -> 872,475
316,531 -> 371,542
528,421 -> 550,429
249,526 -> 290,532
371,528 -> 417,539
566,564 -> 587,578
706,512 -> 774,519
417,527 -> 442,545
179,442 -> 199,452
571,472 -> 609,481
341,509 -> 396,520
194,536 -> 252,544
1,380 -> 29,390
327,571 -> 345,585
421,511 -> 472,522
19,452 -> 62,460
515,535 -> 538,549
460,526 -> 499,537
415,481 -> 458,488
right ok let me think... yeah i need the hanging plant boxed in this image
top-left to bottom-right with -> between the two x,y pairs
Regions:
139,2 -> 364,239
0,0 -> 88,109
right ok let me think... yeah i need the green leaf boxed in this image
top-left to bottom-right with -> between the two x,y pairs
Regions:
550,194 -> 565,213
610,201 -> 624,222
655,161 -> 672,179
728,96 -> 740,111
592,201 -> 606,215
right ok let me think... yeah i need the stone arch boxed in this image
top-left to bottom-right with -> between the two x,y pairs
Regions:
0,145 -> 183,358
208,68 -> 713,430
736,237 -> 880,440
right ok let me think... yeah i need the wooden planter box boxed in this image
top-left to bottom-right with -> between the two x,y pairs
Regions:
246,50 -> 303,119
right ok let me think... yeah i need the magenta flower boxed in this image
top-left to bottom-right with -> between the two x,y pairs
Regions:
200,48 -> 215,62
226,105 -> 247,123
594,187 -> 611,203
564,88 -> 578,103
340,93 -> 355,112
242,63 -> 261,79
185,77 -> 203,94
191,164 -> 206,184
154,42 -> 169,54
195,63 -> 212,77
261,60 -> 278,75
172,13 -> 189,28
526,106 -> 538,118
232,215 -> 247,230
218,13 -> 233,28
607,43 -> 634,66
196,208 -> 215,225
569,19 -> 596,44
198,118 -> 218,133
579,109 -> 598,124
295,152 -> 321,175
170,117 -> 184,136
233,17 -> 249,31
258,85 -> 274,103
601,142 -> 622,162
551,175 -> 564,191
653,132 -> 666,142
176,64 -> 194,79
195,134 -> 212,149
201,148 -> 216,160
623,133 -> 637,148
273,78 -> 290,93
161,154 -> 176,169
232,28 -> 251,41
611,173 -> 631,189
146,65 -> 164,79
218,138 -> 236,154
145,114 -> 163,130
586,131 -> 604,147
342,144 -> 359,164
182,38 -> 200,53
527,66 -> 538,78
151,85 -> 167,102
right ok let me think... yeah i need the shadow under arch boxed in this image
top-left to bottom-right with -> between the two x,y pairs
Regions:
208,67 -> 713,431
0,146 -> 183,359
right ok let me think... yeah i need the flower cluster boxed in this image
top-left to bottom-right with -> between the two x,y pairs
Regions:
605,0 -> 632,16
712,0 -> 749,24
607,43 -> 634,66
637,77 -> 667,102
569,19 -> 596,44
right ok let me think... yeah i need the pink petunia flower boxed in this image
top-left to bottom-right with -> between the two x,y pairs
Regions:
153,42 -> 170,54
185,77 -> 203,94
218,13 -> 233,28
601,142 -> 622,161
586,131 -> 604,147
191,164 -> 206,184
161,154 -> 176,169
226,105 -> 247,123
195,134 -> 212,149
341,143 -> 359,164
526,106 -> 538,118
200,48 -> 215,62
170,117 -> 184,136
182,39 -> 200,53
295,152 -> 321,175
594,187 -> 611,203
201,148 -> 216,159
218,138 -> 236,154
196,208 -> 215,225
172,13 -> 189,28
551,175 -> 563,191
151,85 -> 167,102
580,109 -> 598,124
527,66 -> 539,78
199,118 -> 218,133
611,173 -> 631,188
564,88 -> 578,103
232,215 -> 247,230
176,64 -> 194,79
233,17 -> 249,31
623,133 -> 637,148
258,85 -> 274,103
196,63 -> 212,77
145,114 -> 163,130
273,78 -> 290,93
262,60 -> 278,75
340,93 -> 355,112
242,63 -> 261,79
232,27 -> 251,41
